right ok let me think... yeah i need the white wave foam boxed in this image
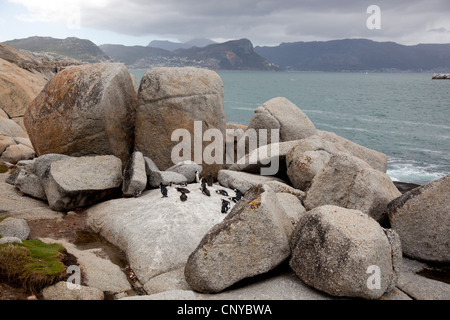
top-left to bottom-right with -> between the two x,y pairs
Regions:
387,164 -> 448,185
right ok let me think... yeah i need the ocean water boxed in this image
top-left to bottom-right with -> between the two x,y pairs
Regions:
130,70 -> 450,185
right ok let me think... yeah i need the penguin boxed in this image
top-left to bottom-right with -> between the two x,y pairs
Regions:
176,187 -> 190,194
160,182 -> 168,198
195,171 -> 200,183
202,185 -> 211,197
221,199 -> 230,214
207,173 -> 213,187
215,189 -> 229,196
180,191 -> 188,202
201,177 -> 207,189
230,188 -> 242,203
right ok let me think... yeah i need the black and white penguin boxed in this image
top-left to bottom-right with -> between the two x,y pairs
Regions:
202,185 -> 211,197
230,188 -> 242,203
176,187 -> 190,194
215,189 -> 229,196
180,191 -> 187,202
201,177 -> 207,189
207,173 -> 213,187
195,171 -> 200,183
160,182 -> 168,198
221,199 -> 230,214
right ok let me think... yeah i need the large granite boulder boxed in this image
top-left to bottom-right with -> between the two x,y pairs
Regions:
289,205 -> 401,299
86,183 -> 236,285
135,67 -> 226,178
0,56 -> 47,118
286,134 -> 387,190
184,185 -> 295,293
24,63 -> 137,165
304,152 -> 401,222
244,97 -> 317,150
387,175 -> 449,263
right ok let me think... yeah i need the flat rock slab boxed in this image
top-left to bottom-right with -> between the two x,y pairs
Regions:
86,182 -> 235,285
126,270 -> 334,300
0,173 -> 63,220
45,155 -> 123,211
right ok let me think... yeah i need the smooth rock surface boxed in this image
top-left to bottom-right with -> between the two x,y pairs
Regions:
86,183 -> 235,285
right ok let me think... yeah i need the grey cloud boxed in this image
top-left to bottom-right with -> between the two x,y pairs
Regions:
77,0 -> 450,45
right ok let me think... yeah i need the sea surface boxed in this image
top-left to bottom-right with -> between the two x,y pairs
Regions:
130,70 -> 449,185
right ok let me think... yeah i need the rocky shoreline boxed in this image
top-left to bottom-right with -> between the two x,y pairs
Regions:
432,73 -> 450,79
0,42 -> 449,300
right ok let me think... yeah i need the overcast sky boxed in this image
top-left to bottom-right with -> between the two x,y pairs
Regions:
1,0 -> 449,47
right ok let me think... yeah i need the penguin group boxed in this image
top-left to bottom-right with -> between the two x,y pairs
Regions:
159,171 -> 243,214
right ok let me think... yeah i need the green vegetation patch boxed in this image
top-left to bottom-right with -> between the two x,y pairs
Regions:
0,164 -> 8,173
0,240 -> 69,292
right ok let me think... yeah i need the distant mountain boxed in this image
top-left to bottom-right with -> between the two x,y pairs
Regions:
147,38 -> 216,51
172,39 -> 281,71
5,36 -> 111,63
255,39 -> 450,72
104,38 -> 281,70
